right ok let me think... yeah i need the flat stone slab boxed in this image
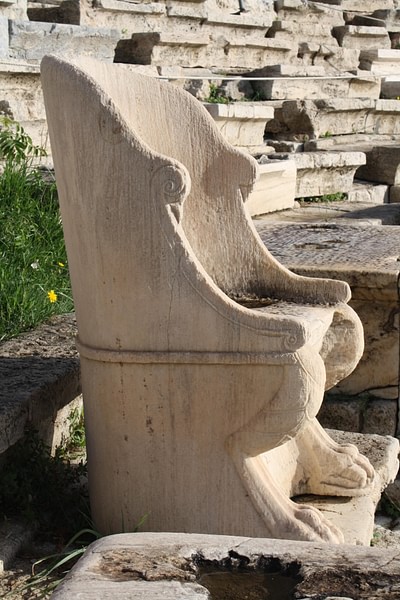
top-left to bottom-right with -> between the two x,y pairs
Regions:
0,313 -> 80,453
52,527 -> 400,599
115,31 -> 295,69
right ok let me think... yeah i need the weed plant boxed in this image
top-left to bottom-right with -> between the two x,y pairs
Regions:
0,118 -> 73,341
0,428 -> 89,541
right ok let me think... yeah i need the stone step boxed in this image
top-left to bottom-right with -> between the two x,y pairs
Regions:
360,48 -> 400,74
246,157 -> 296,216
267,19 -> 338,46
77,0 -> 275,37
298,44 -> 361,72
247,66 -> 380,100
0,313 -> 81,455
333,24 -> 391,49
203,101 -> 274,154
317,0 -> 393,11
8,20 -> 119,63
275,0 -> 345,26
265,99 -> 400,140
115,32 -> 295,69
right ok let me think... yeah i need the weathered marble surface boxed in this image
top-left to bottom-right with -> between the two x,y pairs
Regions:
52,528 -> 400,599
42,56 -> 377,544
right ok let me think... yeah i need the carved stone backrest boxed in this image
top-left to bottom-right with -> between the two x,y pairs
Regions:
41,55 -> 349,355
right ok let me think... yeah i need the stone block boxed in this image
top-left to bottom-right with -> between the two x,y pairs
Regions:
280,151 -> 365,198
267,20 -> 337,46
223,37 -> 296,70
245,157 -> 296,216
8,21 -> 120,63
311,46 -> 360,72
363,399 -> 398,436
206,9 -> 273,31
318,396 -> 362,432
0,313 -> 80,454
317,0 -> 393,10
381,76 -> 400,99
114,32 -> 210,67
27,0 -> 80,24
80,0 -> 166,32
360,48 -> 400,74
275,0 -> 344,26
356,145 -> 400,185
348,180 -> 390,203
390,185 -> 400,202
333,25 -> 391,49
372,8 -> 400,32
266,98 -> 400,139
0,0 -> 26,19
203,101 -> 274,151
248,65 -> 380,101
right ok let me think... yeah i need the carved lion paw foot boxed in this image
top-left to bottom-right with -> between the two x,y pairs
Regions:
297,420 -> 375,497
285,503 -> 344,544
315,441 -> 375,496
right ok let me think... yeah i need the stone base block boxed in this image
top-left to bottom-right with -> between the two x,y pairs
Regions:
203,102 -> 274,149
245,157 -> 296,216
271,151 -> 365,198
333,25 -> 391,49
348,180 -> 390,203
382,76 -> 400,98
360,48 -> 400,74
356,145 -> 400,185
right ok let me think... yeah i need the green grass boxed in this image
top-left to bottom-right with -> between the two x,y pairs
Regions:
0,119 -> 73,341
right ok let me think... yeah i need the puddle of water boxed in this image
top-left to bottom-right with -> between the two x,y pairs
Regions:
197,567 -> 298,600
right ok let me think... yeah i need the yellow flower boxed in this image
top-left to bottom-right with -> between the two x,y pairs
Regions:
47,289 -> 57,303
58,262 -> 65,267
